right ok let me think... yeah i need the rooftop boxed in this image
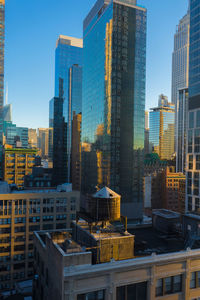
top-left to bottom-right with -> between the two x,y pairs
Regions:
93,186 -> 120,199
152,209 -> 180,219
56,35 -> 83,48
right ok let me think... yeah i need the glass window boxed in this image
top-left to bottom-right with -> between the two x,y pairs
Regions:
197,111 -> 200,128
196,155 -> 200,170
191,272 -> 196,289
173,275 -> 182,293
165,277 -> 172,294
189,112 -> 194,129
195,129 -> 200,153
156,279 -> 163,297
189,155 -> 193,170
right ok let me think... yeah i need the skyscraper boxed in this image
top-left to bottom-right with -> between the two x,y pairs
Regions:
81,0 -> 147,220
54,36 -> 82,183
0,0 -> 5,177
186,0 -> 200,213
37,128 -> 49,159
171,11 -> 190,105
149,97 -> 175,160
55,35 -> 82,122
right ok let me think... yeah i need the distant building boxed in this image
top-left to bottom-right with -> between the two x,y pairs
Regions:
3,122 -> 29,149
3,104 -> 12,122
24,166 -> 53,188
28,128 -> 37,149
171,11 -> 189,105
162,166 -> 185,212
37,128 -> 49,159
52,95 -> 67,185
3,145 -> 37,188
149,96 -> 175,160
0,188 -> 80,292
48,98 -> 54,162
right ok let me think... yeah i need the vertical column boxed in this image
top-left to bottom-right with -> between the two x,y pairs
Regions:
184,258 -> 191,299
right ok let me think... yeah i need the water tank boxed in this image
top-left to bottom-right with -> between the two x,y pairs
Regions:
87,187 -> 121,221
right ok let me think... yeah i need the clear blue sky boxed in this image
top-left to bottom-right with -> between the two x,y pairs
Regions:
5,0 -> 188,129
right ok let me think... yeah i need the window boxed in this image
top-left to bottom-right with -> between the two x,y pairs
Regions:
156,275 -> 182,297
189,112 -> 194,128
196,155 -> 200,170
195,129 -> 200,153
190,271 -> 200,289
77,290 -> 105,300
189,155 -> 193,170
197,110 -> 200,128
188,130 -> 193,153
117,282 -> 147,300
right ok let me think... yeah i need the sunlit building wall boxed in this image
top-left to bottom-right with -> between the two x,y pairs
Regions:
81,0 -> 146,220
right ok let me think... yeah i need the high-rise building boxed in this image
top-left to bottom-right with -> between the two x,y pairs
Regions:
3,104 -> 12,122
37,128 -> 49,159
71,112 -> 81,191
149,97 -> 175,160
171,12 -> 189,105
67,64 -> 82,182
48,98 -> 54,163
28,128 -> 37,149
176,87 -> 188,173
81,0 -> 146,220
52,96 -> 67,185
144,111 -> 149,154
54,36 -> 83,183
186,0 -> 200,213
4,123 -> 29,149
0,0 -> 5,178
55,35 -> 82,122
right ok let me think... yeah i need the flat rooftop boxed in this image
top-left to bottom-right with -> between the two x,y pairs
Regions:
76,220 -> 133,240
153,209 -> 180,219
129,226 -> 192,256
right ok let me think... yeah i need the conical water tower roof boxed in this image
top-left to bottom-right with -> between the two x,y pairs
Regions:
93,187 -> 120,199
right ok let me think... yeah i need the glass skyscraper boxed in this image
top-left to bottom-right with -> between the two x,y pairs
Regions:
54,35 -> 83,183
0,0 -> 5,177
81,0 -> 146,220
149,98 -> 175,161
186,0 -> 200,213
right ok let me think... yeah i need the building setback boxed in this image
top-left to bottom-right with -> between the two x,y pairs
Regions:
0,189 -> 80,292
81,0 -> 146,220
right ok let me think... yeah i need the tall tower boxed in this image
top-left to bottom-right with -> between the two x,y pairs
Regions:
54,36 -> 83,183
171,12 -> 190,105
186,0 -> 200,213
0,0 -> 5,177
81,0 -> 147,220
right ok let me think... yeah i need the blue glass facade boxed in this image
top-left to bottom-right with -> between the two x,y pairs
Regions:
82,0 -> 147,220
55,36 -> 83,121
4,122 -> 28,148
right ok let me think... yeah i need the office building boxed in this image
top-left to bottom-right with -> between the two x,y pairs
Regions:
186,0 -> 200,213
3,122 -> 29,149
176,88 -> 188,173
48,98 -> 54,162
55,35 -> 82,122
28,128 -> 37,149
0,0 -> 5,178
52,96 -> 67,185
171,12 -> 189,105
54,37 -> 82,183
37,128 -> 49,159
0,188 -> 80,292
149,97 -> 175,160
71,112 -> 81,190
81,0 -> 147,220
3,145 -> 37,188
3,104 -> 12,122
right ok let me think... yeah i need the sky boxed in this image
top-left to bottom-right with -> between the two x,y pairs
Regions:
5,0 -> 189,129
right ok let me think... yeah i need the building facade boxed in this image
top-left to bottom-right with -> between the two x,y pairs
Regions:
71,112 -> 81,191
186,0 -> 200,213
149,99 -> 175,160
0,0 -> 5,178
37,128 -> 49,159
176,88 -> 188,173
28,128 -> 37,149
3,146 -> 37,188
171,11 -> 190,105
48,98 -> 54,163
0,189 -> 80,292
34,229 -> 200,300
81,0 -> 147,220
